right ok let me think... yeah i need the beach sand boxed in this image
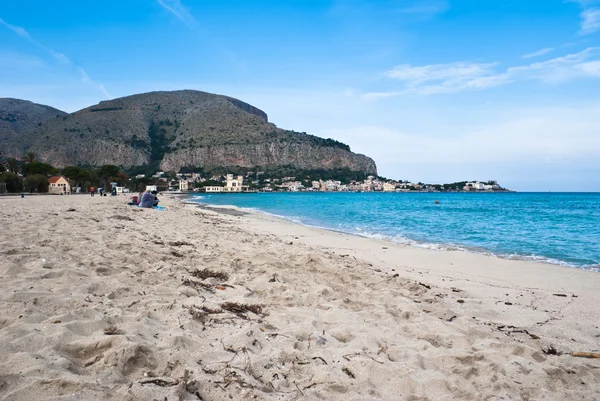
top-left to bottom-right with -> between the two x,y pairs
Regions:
0,194 -> 599,400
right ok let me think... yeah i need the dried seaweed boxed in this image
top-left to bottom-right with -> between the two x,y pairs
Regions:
182,278 -> 215,292
103,326 -> 123,335
342,367 -> 355,379
542,345 -> 561,355
220,302 -> 266,317
169,241 -> 193,247
191,268 -> 229,281
186,305 -> 223,320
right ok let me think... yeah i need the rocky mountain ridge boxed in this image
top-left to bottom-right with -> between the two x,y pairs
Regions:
0,98 -> 67,159
0,90 -> 377,175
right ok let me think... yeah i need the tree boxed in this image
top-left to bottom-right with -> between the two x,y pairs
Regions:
97,165 -> 121,188
7,158 -> 18,173
0,172 -> 23,193
0,164 -> 5,173
21,162 -> 57,177
24,174 -> 49,193
23,152 -> 36,163
61,166 -> 82,181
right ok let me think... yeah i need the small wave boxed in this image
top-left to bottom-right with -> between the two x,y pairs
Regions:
194,199 -> 599,272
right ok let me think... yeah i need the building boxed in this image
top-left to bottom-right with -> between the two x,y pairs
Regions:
222,174 -> 249,192
48,176 -> 71,194
145,185 -> 158,192
179,180 -> 189,191
383,182 -> 396,192
204,186 -> 224,193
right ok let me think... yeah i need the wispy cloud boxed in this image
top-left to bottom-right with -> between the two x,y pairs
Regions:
0,16 -> 111,99
581,8 -> 600,33
0,17 -> 69,64
522,47 -> 555,59
364,48 -> 600,99
157,0 -> 198,29
568,0 -> 600,34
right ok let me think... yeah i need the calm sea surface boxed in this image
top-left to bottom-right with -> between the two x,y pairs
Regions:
188,192 -> 600,271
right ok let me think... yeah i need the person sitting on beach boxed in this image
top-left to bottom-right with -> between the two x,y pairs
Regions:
139,190 -> 159,208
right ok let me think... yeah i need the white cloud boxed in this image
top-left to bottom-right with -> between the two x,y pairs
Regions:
365,47 -> 600,98
0,16 -> 110,99
157,0 -> 198,29
319,105 -> 600,190
581,8 -> 600,33
522,48 -> 555,59
568,0 -> 600,34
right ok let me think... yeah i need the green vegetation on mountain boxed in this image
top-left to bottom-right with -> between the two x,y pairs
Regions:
0,90 -> 377,176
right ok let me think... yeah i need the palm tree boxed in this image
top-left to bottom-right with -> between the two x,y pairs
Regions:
23,152 -> 36,163
7,158 -> 18,173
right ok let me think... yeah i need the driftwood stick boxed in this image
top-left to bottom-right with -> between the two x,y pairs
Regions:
572,352 -> 600,359
178,369 -> 189,401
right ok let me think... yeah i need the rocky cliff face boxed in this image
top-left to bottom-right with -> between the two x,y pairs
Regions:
0,98 -> 67,158
161,142 -> 377,173
2,90 -> 377,175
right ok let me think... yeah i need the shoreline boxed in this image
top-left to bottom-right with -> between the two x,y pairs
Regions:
1,194 -> 599,400
180,194 -> 600,272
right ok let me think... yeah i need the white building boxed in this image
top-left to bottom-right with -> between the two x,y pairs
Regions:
179,180 -> 190,191
383,182 -> 396,192
222,174 -> 248,192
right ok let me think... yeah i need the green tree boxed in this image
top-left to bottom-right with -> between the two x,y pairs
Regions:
24,174 -> 49,193
21,162 -> 57,177
61,166 -> 82,181
0,172 -> 23,193
0,164 -> 5,173
97,165 -> 121,188
7,158 -> 18,173
23,152 -> 36,163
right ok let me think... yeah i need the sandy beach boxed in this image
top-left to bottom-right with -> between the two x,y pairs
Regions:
1,194 -> 599,401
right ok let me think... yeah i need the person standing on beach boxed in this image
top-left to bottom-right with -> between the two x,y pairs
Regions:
90,186 -> 95,197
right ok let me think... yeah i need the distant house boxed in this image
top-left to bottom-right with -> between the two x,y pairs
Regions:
48,176 -> 71,194
383,182 -> 396,192
222,174 -> 249,192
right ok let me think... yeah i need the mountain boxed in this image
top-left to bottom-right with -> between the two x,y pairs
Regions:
0,98 -> 67,159
2,90 -> 377,175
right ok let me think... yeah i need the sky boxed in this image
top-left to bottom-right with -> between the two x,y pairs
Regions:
1,0 -> 599,191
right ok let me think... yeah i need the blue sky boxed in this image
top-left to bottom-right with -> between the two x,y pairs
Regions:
1,0 -> 599,191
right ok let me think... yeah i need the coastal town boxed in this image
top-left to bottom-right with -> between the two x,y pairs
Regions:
0,159 -> 508,195
139,171 -> 508,193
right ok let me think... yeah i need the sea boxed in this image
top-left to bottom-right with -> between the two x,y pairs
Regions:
187,192 -> 600,271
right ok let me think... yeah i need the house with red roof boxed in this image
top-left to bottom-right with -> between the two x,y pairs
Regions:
48,176 -> 71,194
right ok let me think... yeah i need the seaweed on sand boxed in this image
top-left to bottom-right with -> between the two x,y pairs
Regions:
191,268 -> 229,281
220,302 -> 266,317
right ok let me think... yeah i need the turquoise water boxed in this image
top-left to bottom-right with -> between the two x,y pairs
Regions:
188,192 -> 600,270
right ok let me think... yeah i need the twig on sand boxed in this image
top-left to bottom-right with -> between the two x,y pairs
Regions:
572,352 -> 600,359
178,369 -> 189,401
139,378 -> 179,387
343,350 -> 385,364
342,367 -> 355,379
